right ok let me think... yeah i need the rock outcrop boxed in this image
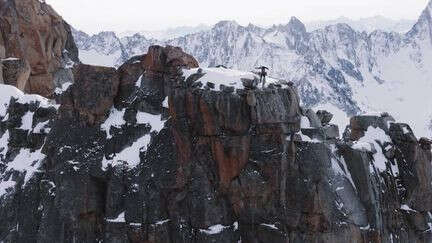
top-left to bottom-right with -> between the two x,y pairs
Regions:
59,64 -> 120,125
1,43 -> 432,242
0,0 -> 79,97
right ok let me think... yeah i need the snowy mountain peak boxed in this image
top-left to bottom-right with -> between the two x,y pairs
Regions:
307,16 -> 416,33
419,0 -> 432,23
246,23 -> 264,32
424,0 -> 432,22
213,20 -> 240,30
287,16 -> 307,33
407,0 -> 432,40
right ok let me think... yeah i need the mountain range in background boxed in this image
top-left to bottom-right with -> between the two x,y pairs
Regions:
117,24 -> 211,40
72,1 -> 432,137
306,16 -> 416,33
112,16 -> 416,41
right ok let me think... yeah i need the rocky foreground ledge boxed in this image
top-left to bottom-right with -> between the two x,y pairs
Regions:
0,43 -> 431,243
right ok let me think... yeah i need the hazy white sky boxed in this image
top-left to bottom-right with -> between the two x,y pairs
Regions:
45,0 -> 429,34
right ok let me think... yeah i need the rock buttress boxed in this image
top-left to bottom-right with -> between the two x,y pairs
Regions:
0,0 -> 79,97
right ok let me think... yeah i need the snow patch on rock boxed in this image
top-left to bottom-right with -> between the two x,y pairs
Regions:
182,67 -> 279,91
107,211 -> 125,223
352,126 -> 391,172
101,108 -> 126,139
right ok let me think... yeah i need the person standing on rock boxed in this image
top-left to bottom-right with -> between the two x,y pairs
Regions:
255,66 -> 269,88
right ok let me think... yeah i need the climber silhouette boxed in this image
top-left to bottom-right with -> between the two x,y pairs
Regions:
255,66 -> 269,88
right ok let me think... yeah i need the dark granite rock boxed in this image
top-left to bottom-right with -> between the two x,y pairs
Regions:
349,115 -> 395,141
1,58 -> 31,91
60,64 -> 120,125
316,110 -> 334,126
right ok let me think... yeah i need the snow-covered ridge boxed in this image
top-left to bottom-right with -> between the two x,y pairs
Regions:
0,84 -> 54,117
306,16 -> 416,34
117,24 -> 211,40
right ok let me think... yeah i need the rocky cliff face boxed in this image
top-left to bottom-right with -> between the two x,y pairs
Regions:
0,41 -> 432,242
0,0 -> 79,97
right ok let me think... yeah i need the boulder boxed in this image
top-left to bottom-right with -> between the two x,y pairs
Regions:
419,137 -> 432,150
140,45 -> 198,103
349,115 -> 395,141
241,77 -> 258,89
0,0 -> 79,97
221,85 -> 235,94
316,110 -> 333,126
206,82 -> 215,90
301,124 -> 340,141
185,68 -> 206,87
2,58 -> 31,91
304,108 -> 322,128
143,45 -> 198,77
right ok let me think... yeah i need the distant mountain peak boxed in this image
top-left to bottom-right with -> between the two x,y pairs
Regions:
407,0 -> 432,39
419,0 -> 432,22
306,16 -> 415,33
213,20 -> 240,29
287,16 -> 307,33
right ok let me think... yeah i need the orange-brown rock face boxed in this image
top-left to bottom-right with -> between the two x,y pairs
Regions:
0,0 -> 78,96
57,45 -> 197,126
139,45 -> 199,103
0,36 -> 4,84
169,86 -> 302,195
143,45 -> 199,76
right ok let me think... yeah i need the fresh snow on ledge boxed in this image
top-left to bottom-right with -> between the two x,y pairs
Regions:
3,148 -> 46,186
102,134 -> 151,170
260,223 -> 279,230
0,180 -> 16,197
0,84 -> 54,117
182,67 -> 279,91
199,222 -> 238,235
19,111 -> 34,130
199,224 -> 230,235
54,82 -> 73,95
351,126 -> 391,173
100,108 -> 126,139
400,204 -> 418,212
107,211 -> 125,223
136,112 -> 164,133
